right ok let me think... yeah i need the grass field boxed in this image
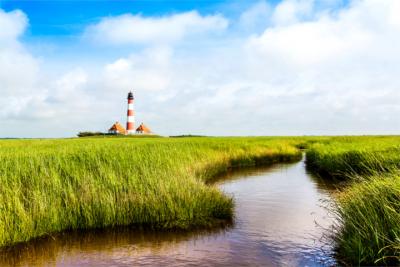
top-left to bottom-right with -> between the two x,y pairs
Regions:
306,136 -> 400,265
306,136 -> 400,179
0,136 -> 399,266
0,137 -> 301,247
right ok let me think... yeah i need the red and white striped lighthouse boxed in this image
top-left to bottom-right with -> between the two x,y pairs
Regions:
126,91 -> 135,135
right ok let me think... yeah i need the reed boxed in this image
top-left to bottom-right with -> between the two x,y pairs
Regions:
305,136 -> 400,265
306,136 -> 400,179
2,135 -> 398,265
0,137 -> 301,247
334,174 -> 400,266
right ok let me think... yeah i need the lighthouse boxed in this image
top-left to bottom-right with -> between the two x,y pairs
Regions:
126,91 -> 135,134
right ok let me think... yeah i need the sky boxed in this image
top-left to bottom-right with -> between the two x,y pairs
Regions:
0,0 -> 399,138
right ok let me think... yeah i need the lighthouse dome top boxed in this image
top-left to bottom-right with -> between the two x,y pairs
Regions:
127,91 -> 134,100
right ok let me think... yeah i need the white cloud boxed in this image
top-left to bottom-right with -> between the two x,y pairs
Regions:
271,0 -> 314,26
247,0 -> 400,79
52,69 -> 88,101
239,1 -> 272,31
236,0 -> 400,134
0,9 -> 40,120
0,9 -> 93,131
104,47 -> 172,92
84,11 -> 228,45
0,9 -> 27,46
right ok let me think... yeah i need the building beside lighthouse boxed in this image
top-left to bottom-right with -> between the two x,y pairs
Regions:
108,122 -> 127,135
107,91 -> 153,135
136,123 -> 152,134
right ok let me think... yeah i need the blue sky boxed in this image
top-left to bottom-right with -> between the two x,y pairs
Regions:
1,0 -> 399,138
1,0 -> 347,38
1,0 -> 277,36
0,0 -> 284,64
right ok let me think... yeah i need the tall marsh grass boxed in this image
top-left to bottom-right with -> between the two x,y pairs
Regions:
1,135 -> 399,265
306,136 -> 400,265
306,136 -> 400,179
0,137 -> 301,247
335,174 -> 400,265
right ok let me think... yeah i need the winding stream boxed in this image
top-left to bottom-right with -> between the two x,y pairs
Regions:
1,157 -> 338,266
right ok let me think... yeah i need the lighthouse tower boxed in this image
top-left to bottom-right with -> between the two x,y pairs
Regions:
126,91 -> 135,135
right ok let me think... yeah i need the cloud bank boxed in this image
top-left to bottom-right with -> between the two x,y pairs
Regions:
1,0 -> 400,137
84,11 -> 228,45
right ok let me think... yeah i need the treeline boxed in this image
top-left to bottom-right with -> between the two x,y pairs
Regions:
77,132 -> 107,137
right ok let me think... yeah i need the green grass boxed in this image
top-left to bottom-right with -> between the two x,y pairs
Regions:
1,135 -> 399,266
334,174 -> 400,266
0,137 -> 301,247
306,136 -> 400,179
305,136 -> 400,265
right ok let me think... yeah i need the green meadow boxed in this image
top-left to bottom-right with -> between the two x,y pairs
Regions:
0,136 -> 399,265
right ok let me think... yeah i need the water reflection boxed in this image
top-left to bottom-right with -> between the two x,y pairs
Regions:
0,158 -> 338,266
214,160 -> 337,266
0,227 -> 231,267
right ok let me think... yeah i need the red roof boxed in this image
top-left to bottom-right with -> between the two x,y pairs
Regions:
136,123 -> 152,134
108,122 -> 127,135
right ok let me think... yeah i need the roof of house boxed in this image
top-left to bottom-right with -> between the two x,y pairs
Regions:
108,122 -> 127,134
136,123 -> 152,134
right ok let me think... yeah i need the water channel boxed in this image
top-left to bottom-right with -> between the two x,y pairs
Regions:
1,157 -> 338,266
